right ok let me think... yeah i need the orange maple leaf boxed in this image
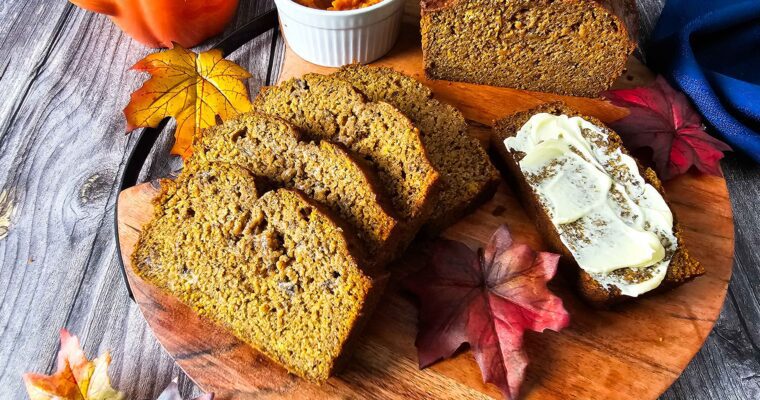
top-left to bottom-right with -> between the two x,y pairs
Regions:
124,44 -> 252,159
23,329 -> 124,400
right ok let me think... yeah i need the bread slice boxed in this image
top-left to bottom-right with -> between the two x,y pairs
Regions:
421,0 -> 637,97
132,160 -> 385,382
195,112 -> 401,266
333,64 -> 500,234
253,73 -> 440,247
492,102 -> 703,306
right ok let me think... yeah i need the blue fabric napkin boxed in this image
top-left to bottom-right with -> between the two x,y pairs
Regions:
648,0 -> 760,163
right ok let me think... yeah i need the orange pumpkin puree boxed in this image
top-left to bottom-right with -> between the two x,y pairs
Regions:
295,0 -> 384,10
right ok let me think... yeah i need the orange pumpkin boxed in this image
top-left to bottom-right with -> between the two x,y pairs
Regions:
69,0 -> 238,48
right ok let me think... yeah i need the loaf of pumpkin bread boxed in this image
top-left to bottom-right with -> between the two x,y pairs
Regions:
195,112 -> 401,266
254,74 -> 440,248
334,65 -> 500,234
492,103 -> 703,306
421,0 -> 638,97
132,161 -> 385,381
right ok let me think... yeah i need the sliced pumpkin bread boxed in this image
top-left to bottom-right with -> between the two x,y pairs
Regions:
132,160 -> 385,381
334,65 -> 500,234
491,102 -> 703,306
195,112 -> 401,265
253,74 -> 441,246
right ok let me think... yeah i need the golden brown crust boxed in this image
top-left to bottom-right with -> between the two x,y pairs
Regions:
330,272 -> 388,375
600,0 -> 639,42
422,0 -> 638,35
492,102 -> 704,307
420,0 -> 459,12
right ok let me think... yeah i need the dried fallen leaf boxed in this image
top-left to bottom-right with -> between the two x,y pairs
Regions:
602,76 -> 731,180
23,329 -> 124,400
124,45 -> 252,159
404,225 -> 570,400
156,379 -> 214,400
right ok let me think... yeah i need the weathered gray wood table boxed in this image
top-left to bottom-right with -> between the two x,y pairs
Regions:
0,1 -> 757,399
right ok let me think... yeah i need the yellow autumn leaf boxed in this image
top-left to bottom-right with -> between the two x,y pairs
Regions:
23,329 -> 124,400
124,44 -> 253,159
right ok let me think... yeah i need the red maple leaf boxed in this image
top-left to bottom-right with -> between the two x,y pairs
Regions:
602,76 -> 731,180
404,225 -> 570,399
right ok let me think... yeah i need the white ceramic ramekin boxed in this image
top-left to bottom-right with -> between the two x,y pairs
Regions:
273,0 -> 404,67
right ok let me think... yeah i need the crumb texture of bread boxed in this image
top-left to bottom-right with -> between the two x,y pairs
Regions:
491,102 -> 704,306
253,74 -> 440,234
334,65 -> 500,233
195,112 -> 400,265
421,0 -> 637,97
132,161 -> 379,382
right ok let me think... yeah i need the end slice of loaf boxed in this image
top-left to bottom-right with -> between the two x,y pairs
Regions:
421,0 -> 637,97
333,64 -> 500,234
195,112 -> 401,266
491,102 -> 703,306
132,161 -> 385,381
253,73 -> 440,247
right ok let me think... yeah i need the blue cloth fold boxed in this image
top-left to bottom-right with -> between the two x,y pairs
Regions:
648,0 -> 760,162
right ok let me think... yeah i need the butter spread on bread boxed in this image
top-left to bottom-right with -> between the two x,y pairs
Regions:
505,113 -> 677,297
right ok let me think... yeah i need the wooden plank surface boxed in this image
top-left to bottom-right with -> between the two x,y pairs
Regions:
0,1 -> 757,399
0,1 -> 282,398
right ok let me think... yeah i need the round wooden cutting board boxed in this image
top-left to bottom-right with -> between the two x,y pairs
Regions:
116,28 -> 734,400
